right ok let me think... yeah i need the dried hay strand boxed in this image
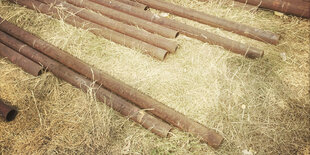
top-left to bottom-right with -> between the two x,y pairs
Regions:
0,0 -> 309,154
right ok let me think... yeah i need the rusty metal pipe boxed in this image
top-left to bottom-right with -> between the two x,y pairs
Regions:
58,1 -> 178,53
90,0 -> 264,58
135,0 -> 280,45
0,17 -> 223,148
0,99 -> 17,122
0,29 -> 172,137
0,41 -> 43,76
10,0 -> 168,60
234,0 -> 310,18
39,0 -> 178,52
62,0 -> 179,39
115,0 -> 148,10
181,25 -> 264,59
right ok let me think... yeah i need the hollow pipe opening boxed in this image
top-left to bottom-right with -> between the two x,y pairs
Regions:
162,51 -> 169,60
6,109 -> 17,121
144,6 -> 149,10
175,31 -> 180,38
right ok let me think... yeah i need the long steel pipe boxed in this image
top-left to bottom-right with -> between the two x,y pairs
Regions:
234,0 -> 310,18
0,41 -> 43,76
61,0 -> 179,39
0,16 -> 224,148
37,0 -> 177,53
10,0 -> 168,60
0,99 -> 17,122
0,29 -> 172,137
135,0 -> 280,45
90,0 -> 264,58
58,1 -> 178,53
115,0 -> 148,10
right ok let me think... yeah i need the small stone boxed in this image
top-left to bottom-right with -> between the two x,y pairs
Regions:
280,52 -> 287,61
241,104 -> 246,110
159,12 -> 170,17
242,149 -> 253,155
274,11 -> 284,17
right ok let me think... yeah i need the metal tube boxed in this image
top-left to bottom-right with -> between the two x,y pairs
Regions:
59,1 -> 178,53
9,0 -> 168,60
0,42 -> 43,77
234,0 -> 310,18
0,17 -> 224,148
114,0 -> 148,10
0,99 -> 17,122
135,0 -> 280,45
0,29 -> 172,138
63,0 -> 179,39
39,0 -> 178,52
90,0 -> 264,58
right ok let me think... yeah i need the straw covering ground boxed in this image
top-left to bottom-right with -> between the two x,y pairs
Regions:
0,0 -> 309,154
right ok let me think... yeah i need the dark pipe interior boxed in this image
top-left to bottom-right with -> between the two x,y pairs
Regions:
6,109 -> 17,121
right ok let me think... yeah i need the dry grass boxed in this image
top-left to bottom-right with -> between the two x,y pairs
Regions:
0,0 -> 309,154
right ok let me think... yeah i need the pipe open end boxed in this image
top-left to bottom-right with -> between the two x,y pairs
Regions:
165,127 -> 173,138
175,31 -> 180,38
174,44 -> 179,53
144,6 -> 149,10
162,51 -> 169,60
6,109 -> 17,121
244,47 -> 264,59
270,34 -> 281,45
37,68 -> 45,76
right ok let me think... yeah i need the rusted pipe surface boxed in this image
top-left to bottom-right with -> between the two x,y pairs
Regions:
64,0 -> 179,39
59,1 -> 178,53
135,0 -> 280,45
0,99 -> 17,122
234,0 -> 310,18
0,28 -> 172,137
8,0 -> 168,60
90,0 -> 264,58
186,27 -> 264,59
39,0 -> 178,52
0,41 -> 43,76
115,0 -> 148,10
1,15 -> 223,148
38,0 -> 59,5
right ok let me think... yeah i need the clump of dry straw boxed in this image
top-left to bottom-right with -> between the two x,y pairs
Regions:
0,0 -> 309,154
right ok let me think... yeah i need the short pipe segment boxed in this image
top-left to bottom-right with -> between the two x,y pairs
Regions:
0,99 -> 17,122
